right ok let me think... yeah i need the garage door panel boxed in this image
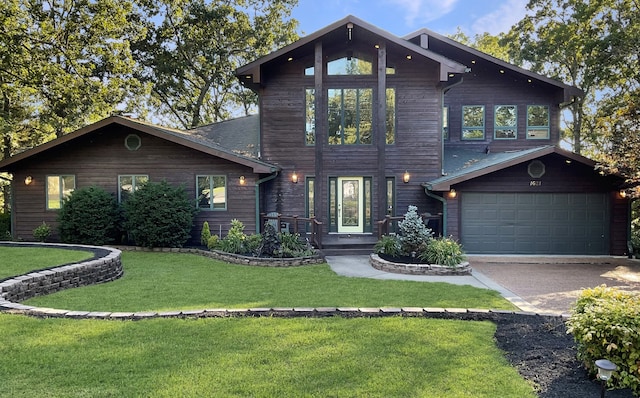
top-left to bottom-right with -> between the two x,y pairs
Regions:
462,193 -> 609,254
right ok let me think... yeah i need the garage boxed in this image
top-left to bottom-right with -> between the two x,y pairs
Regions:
461,192 -> 610,255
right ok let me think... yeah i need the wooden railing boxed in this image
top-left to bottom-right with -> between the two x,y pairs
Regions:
377,213 -> 443,238
260,213 -> 323,249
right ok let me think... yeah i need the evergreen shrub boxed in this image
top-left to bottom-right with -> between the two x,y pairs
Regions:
57,186 -> 120,245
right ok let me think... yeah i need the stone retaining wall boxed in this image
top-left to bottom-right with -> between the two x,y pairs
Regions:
369,254 -> 472,275
0,242 -> 122,304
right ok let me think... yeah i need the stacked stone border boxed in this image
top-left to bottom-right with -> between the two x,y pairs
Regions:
370,253 -> 472,275
0,242 -> 567,323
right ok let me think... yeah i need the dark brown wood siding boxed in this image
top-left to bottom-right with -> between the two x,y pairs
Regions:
10,126 -> 257,243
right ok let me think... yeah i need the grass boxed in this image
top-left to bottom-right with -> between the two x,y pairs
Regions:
0,246 -> 93,279
0,247 -> 534,397
23,251 -> 516,312
0,315 -> 535,397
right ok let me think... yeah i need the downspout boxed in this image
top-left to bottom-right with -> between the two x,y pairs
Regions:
423,184 -> 447,236
255,170 -> 279,233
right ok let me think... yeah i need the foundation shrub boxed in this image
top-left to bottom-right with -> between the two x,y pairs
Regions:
33,221 -> 51,242
419,237 -> 465,267
217,219 -> 246,254
200,221 -> 211,246
0,211 -> 10,240
57,186 -> 121,245
260,222 -> 280,256
398,205 -> 433,255
566,285 -> 640,394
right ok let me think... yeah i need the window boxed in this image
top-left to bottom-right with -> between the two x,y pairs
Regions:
306,177 -> 314,218
527,105 -> 550,139
327,56 -> 372,75
125,134 -> 142,150
197,175 -> 226,210
46,175 -> 75,209
119,175 -> 148,203
328,88 -> 373,145
462,105 -> 485,140
305,88 -> 315,145
386,177 -> 395,216
494,105 -> 517,139
386,88 -> 396,144
305,66 -> 314,76
443,106 -> 449,140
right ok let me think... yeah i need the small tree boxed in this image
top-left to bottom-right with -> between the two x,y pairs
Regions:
200,221 -> 211,246
260,222 -> 280,257
123,180 -> 196,248
398,205 -> 433,254
58,186 -> 121,245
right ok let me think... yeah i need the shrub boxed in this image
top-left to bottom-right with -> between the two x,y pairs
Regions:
373,234 -> 401,257
277,232 -> 313,258
244,233 -> 263,256
201,221 -> 211,246
419,237 -> 465,266
123,180 -> 196,248
217,219 -> 246,254
57,186 -> 121,245
207,235 -> 219,250
260,222 -> 280,256
398,205 -> 432,255
566,285 -> 640,394
33,221 -> 51,242
0,211 -> 10,240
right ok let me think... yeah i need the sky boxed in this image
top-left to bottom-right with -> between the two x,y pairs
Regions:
291,0 -> 530,38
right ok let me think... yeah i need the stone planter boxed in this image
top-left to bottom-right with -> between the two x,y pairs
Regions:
369,253 -> 472,276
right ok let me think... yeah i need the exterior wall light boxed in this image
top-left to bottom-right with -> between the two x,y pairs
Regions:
239,176 -> 246,185
619,190 -> 627,198
595,359 -> 617,398
24,176 -> 33,185
448,189 -> 457,198
402,171 -> 410,183
291,172 -> 298,184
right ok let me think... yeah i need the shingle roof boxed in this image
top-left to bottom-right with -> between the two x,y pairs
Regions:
190,114 -> 260,159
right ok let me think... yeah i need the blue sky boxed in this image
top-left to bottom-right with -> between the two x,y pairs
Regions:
291,0 -> 530,37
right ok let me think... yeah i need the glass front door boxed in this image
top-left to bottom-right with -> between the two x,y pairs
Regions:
337,177 -> 363,233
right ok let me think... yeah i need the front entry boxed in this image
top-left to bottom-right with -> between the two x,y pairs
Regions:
337,177 -> 363,233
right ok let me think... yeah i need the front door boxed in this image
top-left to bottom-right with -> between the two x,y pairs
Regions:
337,177 -> 363,233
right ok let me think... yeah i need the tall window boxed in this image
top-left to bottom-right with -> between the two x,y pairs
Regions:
494,105 -> 517,139
442,106 -> 449,140
328,88 -> 373,145
305,88 -> 315,145
386,88 -> 396,144
386,177 -> 395,216
527,105 -> 550,139
462,105 -> 485,140
197,175 -> 226,210
306,177 -> 314,218
119,175 -> 148,203
46,175 -> 75,209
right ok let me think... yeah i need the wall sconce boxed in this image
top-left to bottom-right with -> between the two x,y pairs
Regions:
448,189 -> 457,198
24,176 -> 33,185
291,172 -> 298,184
619,189 -> 627,198
402,171 -> 410,183
239,176 -> 245,185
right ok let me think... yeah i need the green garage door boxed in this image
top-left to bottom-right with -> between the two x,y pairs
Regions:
461,193 -> 609,254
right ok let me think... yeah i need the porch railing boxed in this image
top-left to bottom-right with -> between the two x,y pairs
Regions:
377,213 -> 443,239
260,213 -> 323,249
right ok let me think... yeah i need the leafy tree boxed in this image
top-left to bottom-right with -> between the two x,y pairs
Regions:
133,0 -> 299,129
448,29 -> 513,62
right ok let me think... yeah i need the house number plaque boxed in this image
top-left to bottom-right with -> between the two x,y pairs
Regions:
530,180 -> 542,186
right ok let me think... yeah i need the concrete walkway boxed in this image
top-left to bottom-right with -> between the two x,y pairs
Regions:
324,255 -> 537,313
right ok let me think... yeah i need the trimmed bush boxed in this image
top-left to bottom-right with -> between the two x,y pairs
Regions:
260,222 -> 280,256
566,285 -> 640,394
33,221 -> 51,242
207,235 -> 219,250
217,219 -> 246,254
201,221 -> 211,246
398,205 -> 433,255
57,186 -> 121,245
123,180 -> 196,248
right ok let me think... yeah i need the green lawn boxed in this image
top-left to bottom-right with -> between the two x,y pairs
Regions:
0,247 -> 535,397
23,251 -> 515,312
0,246 -> 93,279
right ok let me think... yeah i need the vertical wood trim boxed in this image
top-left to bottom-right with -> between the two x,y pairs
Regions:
376,43 -> 387,221
314,42 -> 325,226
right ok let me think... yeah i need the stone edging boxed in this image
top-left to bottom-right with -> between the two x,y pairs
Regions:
369,253 -> 472,275
0,242 -> 122,305
114,246 -> 325,267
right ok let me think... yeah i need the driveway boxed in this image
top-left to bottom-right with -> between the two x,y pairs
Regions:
469,256 -> 640,315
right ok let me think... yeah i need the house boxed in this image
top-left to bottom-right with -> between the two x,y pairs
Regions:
0,15 -> 629,255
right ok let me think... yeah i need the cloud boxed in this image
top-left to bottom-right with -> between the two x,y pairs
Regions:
470,0 -> 529,35
384,0 -> 458,28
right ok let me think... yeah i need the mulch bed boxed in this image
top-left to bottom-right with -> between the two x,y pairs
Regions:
495,315 -> 635,397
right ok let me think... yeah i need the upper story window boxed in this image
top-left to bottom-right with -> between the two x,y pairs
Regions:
327,56 -> 372,75
119,175 -> 148,203
197,175 -> 226,210
494,105 -> 517,139
46,175 -> 75,210
462,105 -> 485,140
328,88 -> 373,145
527,105 -> 550,139
385,88 -> 396,145
305,88 -> 315,145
